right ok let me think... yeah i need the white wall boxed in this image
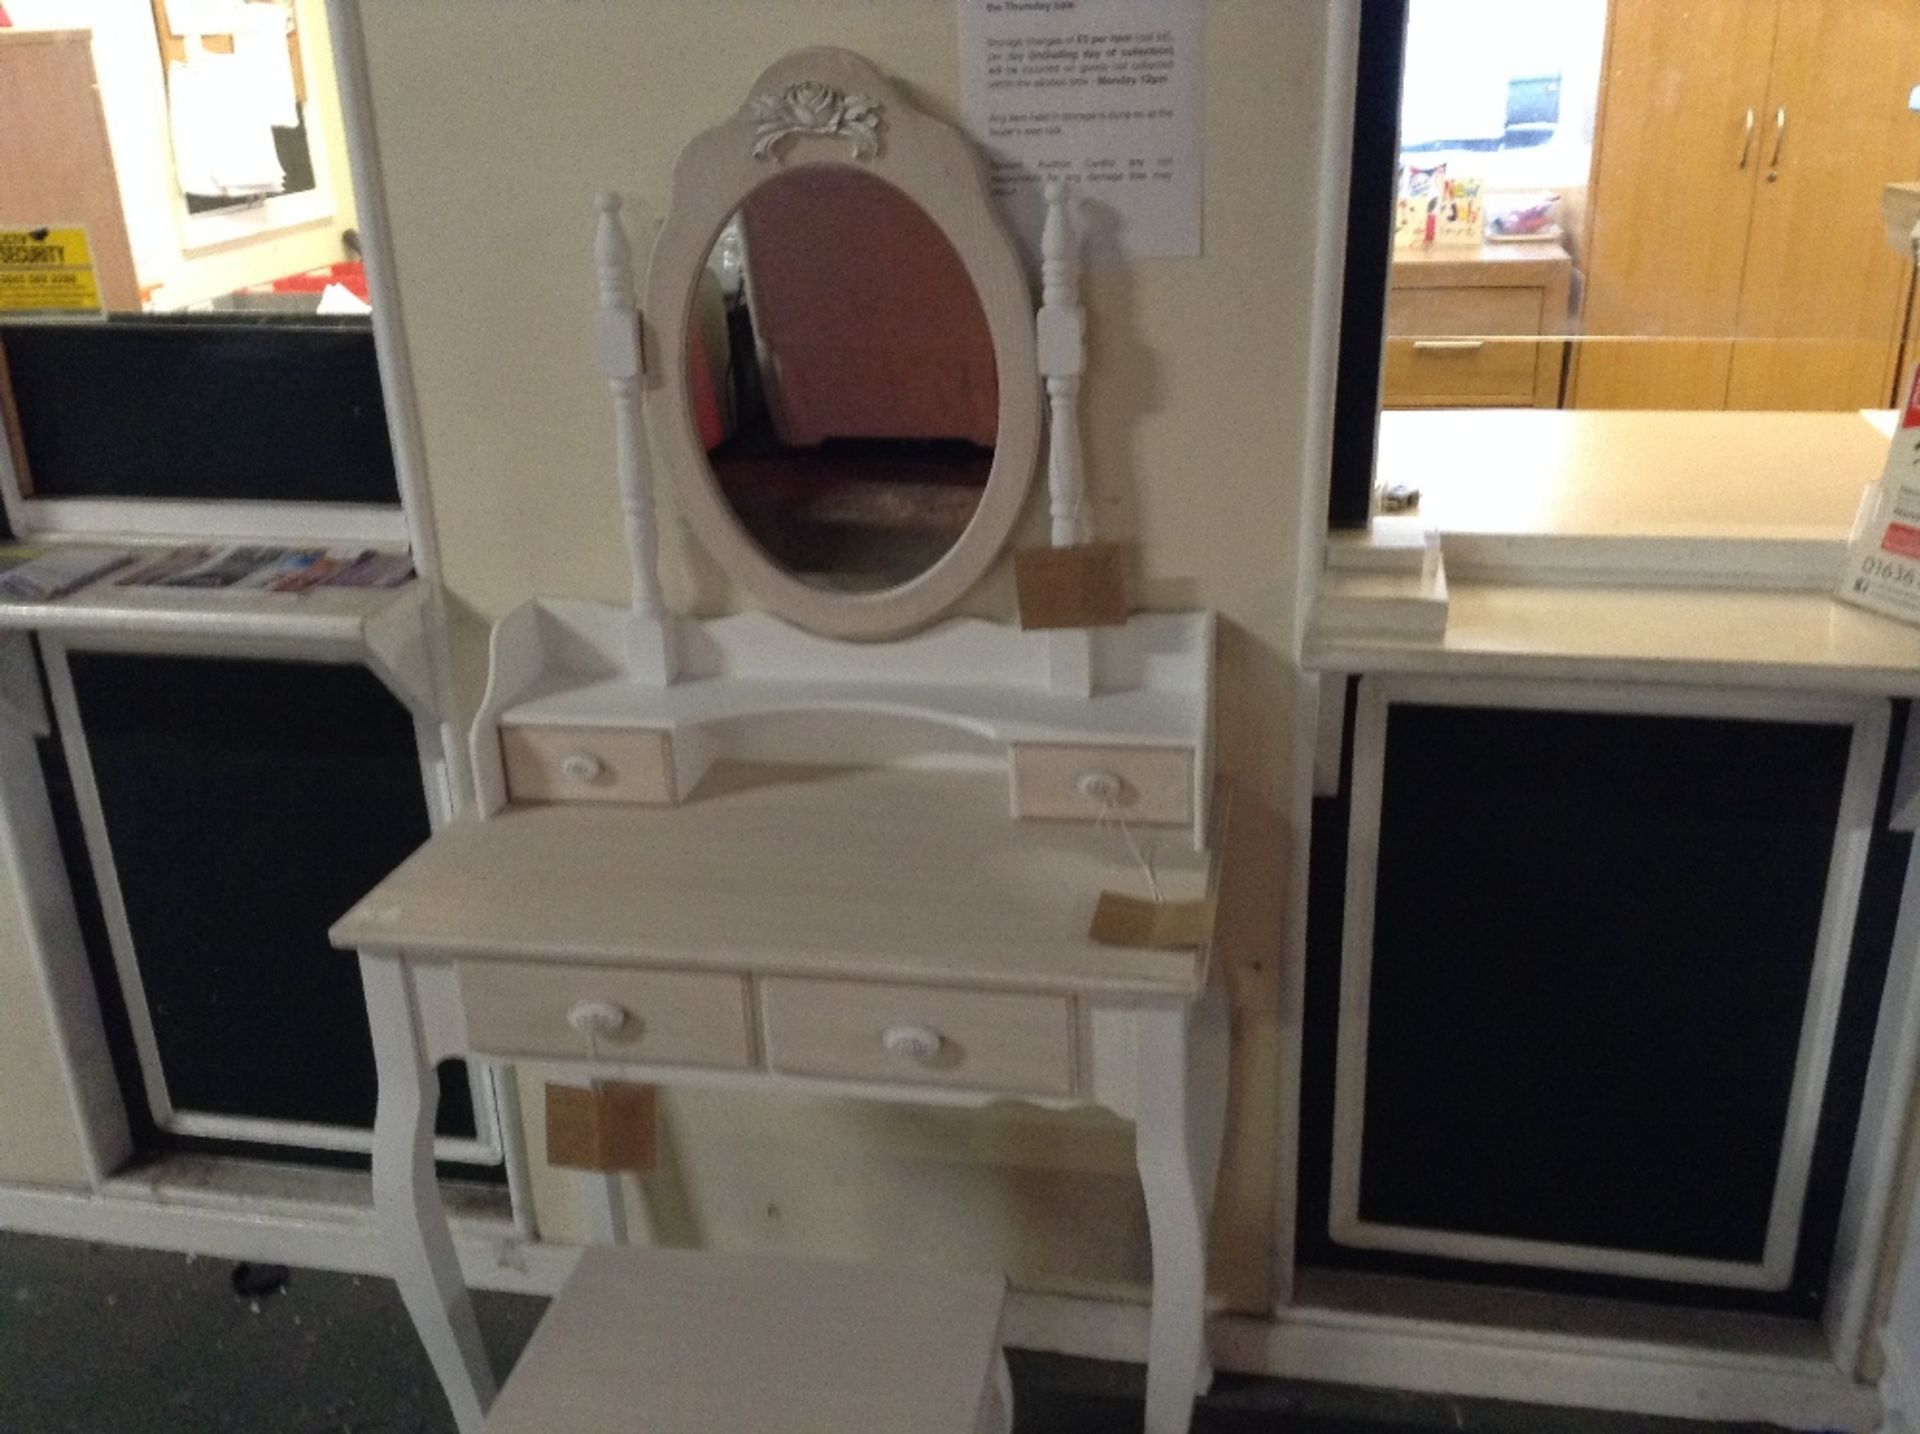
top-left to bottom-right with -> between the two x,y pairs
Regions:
354,0 -> 1332,1308
8,0 -> 358,308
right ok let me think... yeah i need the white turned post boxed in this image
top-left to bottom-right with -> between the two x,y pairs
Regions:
1037,180 -> 1090,548
1037,180 -> 1096,696
595,191 -> 677,684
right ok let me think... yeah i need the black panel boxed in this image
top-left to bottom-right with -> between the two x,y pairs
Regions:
1362,705 -> 1848,1261
1328,0 -> 1408,529
1,316 -> 397,506
64,654 -> 471,1141
1300,686 -> 1909,1316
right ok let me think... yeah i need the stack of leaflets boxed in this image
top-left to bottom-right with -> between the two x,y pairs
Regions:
112,546 -> 415,594
0,547 -> 134,600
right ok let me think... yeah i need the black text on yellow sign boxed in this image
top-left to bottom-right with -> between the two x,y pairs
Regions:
0,227 -> 104,316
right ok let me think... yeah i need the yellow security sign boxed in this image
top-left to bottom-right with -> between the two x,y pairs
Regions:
0,227 -> 104,316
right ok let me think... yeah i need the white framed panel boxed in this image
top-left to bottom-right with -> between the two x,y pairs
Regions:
38,636 -> 498,1168
1331,674 -> 1890,1291
16,497 -> 408,546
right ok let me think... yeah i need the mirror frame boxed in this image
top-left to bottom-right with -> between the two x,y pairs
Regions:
645,47 -> 1040,641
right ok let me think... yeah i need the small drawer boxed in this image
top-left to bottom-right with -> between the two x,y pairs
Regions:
1383,286 -> 1546,407
1010,743 -> 1193,826
501,724 -> 675,804
458,963 -> 753,1069
760,978 -> 1075,1096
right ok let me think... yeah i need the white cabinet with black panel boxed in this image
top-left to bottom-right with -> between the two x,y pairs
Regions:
1305,676 -> 1909,1319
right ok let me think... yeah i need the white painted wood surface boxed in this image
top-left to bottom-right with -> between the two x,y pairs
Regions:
362,953 -> 495,1434
759,977 -> 1076,1096
337,763 -> 1238,1434
0,673 -> 129,1187
1307,581 -> 1920,697
483,1245 -> 1009,1434
458,963 -> 752,1069
335,765 -> 1210,1001
643,47 -> 1041,640
1832,830 -> 1920,1373
1039,179 -> 1091,548
1010,742 -> 1195,826
471,598 -> 1214,837
498,724 -> 676,805
1137,976 -> 1231,1432
592,191 -> 678,684
1331,676 -> 1890,1291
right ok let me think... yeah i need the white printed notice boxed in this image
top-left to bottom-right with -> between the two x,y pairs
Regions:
1839,366 -> 1920,626
958,0 -> 1205,264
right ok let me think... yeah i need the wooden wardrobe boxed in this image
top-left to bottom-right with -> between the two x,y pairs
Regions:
1571,0 -> 1920,411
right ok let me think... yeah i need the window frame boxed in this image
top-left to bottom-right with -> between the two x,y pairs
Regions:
1328,0 -> 1408,531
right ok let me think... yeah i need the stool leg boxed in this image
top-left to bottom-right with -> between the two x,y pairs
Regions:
1135,978 -> 1230,1434
362,953 -> 496,1434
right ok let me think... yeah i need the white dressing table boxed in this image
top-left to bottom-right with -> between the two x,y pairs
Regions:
335,764 -> 1230,1433
334,47 -> 1238,1434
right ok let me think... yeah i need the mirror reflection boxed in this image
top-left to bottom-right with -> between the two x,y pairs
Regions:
688,167 -> 998,592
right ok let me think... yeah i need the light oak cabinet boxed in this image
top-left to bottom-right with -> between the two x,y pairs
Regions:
1573,0 -> 1920,411
1385,242 -> 1573,409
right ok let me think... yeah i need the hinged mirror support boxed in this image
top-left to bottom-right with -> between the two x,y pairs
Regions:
595,192 -> 678,684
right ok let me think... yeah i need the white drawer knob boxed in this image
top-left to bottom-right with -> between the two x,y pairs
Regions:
561,752 -> 605,783
881,1024 -> 944,1064
567,1000 -> 629,1038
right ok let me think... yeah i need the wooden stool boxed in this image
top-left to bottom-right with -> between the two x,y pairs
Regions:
485,1246 -> 1013,1433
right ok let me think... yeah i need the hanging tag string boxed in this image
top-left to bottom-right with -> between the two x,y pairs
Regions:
1091,787 -> 1160,902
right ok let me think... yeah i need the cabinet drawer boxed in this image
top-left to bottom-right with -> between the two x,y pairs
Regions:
1011,743 -> 1193,826
458,963 -> 753,1068
760,979 -> 1075,1096
1384,286 -> 1546,406
501,724 -> 675,804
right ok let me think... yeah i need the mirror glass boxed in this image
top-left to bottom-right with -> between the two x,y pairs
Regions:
687,166 -> 999,593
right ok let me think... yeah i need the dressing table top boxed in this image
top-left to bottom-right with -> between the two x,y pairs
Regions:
332,764 -> 1210,1001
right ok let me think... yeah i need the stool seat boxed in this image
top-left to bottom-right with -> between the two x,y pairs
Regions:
484,1245 -> 1011,1434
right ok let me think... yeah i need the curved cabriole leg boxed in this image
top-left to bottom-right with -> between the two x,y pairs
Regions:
361,953 -> 496,1434
1135,978 -> 1231,1434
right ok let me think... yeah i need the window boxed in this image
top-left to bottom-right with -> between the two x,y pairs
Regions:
1,0 -> 359,314
1333,0 -> 1920,528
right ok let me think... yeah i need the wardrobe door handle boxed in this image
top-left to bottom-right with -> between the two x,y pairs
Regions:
1768,106 -> 1788,172
1738,106 -> 1755,169
1412,340 -> 1486,354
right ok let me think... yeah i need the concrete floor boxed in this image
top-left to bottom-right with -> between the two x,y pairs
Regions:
0,1231 -> 1786,1433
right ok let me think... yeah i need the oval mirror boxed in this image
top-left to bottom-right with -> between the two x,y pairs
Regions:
646,47 -> 1040,642
690,167 -> 997,595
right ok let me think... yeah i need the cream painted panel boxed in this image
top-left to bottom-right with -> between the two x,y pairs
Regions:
0,892 -> 95,1187
360,0 -> 1322,1316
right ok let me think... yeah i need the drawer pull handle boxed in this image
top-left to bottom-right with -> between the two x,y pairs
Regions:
567,1000 -> 630,1038
561,752 -> 606,783
1412,340 -> 1486,354
881,1024 -> 944,1064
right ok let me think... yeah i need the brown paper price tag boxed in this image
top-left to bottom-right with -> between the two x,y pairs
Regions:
1088,891 -> 1216,950
1014,544 -> 1129,630
545,1081 -> 657,1174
